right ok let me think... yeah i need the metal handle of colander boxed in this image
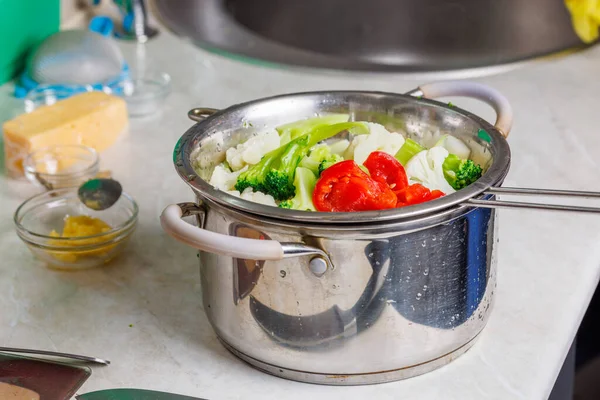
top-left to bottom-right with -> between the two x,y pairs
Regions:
406,81 -> 514,138
188,108 -> 219,122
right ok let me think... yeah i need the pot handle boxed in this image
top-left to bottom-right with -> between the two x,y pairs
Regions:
407,81 -> 513,138
160,203 -> 333,273
188,107 -> 219,122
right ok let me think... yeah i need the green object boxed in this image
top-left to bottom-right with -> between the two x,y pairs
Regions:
276,114 -> 349,145
279,167 -> 317,211
395,138 -> 425,165
0,0 -> 59,85
299,144 -> 343,176
477,128 -> 492,143
76,388 -> 205,400
442,154 -> 483,190
236,121 -> 367,200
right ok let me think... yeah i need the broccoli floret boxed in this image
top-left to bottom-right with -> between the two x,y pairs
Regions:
395,138 -> 425,165
442,154 -> 483,190
235,146 -> 283,193
277,167 -> 317,211
236,122 -> 368,200
300,145 -> 344,176
264,136 -> 310,200
278,200 -> 293,209
318,157 -> 343,175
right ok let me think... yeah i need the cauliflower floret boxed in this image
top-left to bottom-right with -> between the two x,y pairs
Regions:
405,146 -> 456,194
226,187 -> 277,207
226,130 -> 280,171
209,164 -> 248,191
344,122 -> 405,165
328,139 -> 350,156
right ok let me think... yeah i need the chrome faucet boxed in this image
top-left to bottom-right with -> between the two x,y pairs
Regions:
108,0 -> 159,42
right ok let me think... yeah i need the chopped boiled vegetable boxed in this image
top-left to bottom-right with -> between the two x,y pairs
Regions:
344,122 -> 405,165
209,163 -> 248,191
279,167 -> 317,211
313,160 -> 396,212
395,183 -> 445,207
234,145 -> 282,195
404,147 -> 456,194
276,114 -> 350,145
299,144 -> 344,176
227,187 -> 278,207
363,151 -> 408,190
442,154 -> 483,190
395,138 -> 425,166
435,134 -> 471,160
328,139 -> 350,156
236,122 -> 368,200
226,130 -> 280,171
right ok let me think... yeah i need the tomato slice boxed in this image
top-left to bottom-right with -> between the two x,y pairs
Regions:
313,160 -> 397,212
395,183 -> 445,207
363,151 -> 408,190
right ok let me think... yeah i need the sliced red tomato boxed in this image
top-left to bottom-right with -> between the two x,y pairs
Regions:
395,183 -> 445,207
313,160 -> 397,212
363,151 -> 408,190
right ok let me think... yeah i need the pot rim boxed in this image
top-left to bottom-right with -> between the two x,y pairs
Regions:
174,90 -> 511,224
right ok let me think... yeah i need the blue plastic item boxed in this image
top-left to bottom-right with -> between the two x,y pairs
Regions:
89,16 -> 115,37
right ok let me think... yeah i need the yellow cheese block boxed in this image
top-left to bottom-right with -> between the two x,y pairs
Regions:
3,91 -> 128,177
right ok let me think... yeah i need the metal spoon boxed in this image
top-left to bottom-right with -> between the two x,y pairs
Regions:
78,178 -> 123,211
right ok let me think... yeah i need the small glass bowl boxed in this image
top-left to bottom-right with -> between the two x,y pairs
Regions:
105,71 -> 171,116
24,85 -> 94,113
24,145 -> 100,190
14,188 -> 138,270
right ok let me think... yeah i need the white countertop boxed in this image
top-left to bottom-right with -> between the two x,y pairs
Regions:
1,28 -> 600,400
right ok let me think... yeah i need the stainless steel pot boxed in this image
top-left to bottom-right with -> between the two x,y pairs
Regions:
160,82 -> 598,385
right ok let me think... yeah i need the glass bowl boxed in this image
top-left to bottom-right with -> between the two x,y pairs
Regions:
24,84 -> 94,113
105,71 -> 171,116
14,188 -> 138,270
24,145 -> 100,190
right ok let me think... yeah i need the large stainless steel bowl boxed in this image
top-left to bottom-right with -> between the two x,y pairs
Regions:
151,0 -> 587,73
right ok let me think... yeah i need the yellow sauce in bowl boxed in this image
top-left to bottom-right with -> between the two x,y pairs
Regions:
48,215 -> 116,263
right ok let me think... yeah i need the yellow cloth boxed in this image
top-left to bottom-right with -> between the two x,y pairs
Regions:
565,0 -> 600,43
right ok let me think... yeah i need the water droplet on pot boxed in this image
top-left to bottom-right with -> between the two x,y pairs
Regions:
416,293 -> 422,300
421,241 -> 426,247
423,268 -> 429,276
423,285 -> 428,291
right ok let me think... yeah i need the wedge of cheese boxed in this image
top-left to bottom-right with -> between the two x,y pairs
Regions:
3,91 -> 128,178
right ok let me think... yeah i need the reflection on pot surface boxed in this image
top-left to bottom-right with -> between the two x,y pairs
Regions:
198,201 -> 496,383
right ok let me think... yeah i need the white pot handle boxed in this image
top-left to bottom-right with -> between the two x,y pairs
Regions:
408,81 -> 513,138
160,203 -> 332,272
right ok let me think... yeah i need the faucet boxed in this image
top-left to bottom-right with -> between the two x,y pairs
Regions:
93,0 -> 158,42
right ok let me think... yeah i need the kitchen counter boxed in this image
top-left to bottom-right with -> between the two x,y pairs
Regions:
1,28 -> 600,400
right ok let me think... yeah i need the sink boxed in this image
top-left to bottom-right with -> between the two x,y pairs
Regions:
151,0 -> 586,74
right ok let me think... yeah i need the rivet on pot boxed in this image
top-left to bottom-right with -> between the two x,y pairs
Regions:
309,256 -> 328,277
